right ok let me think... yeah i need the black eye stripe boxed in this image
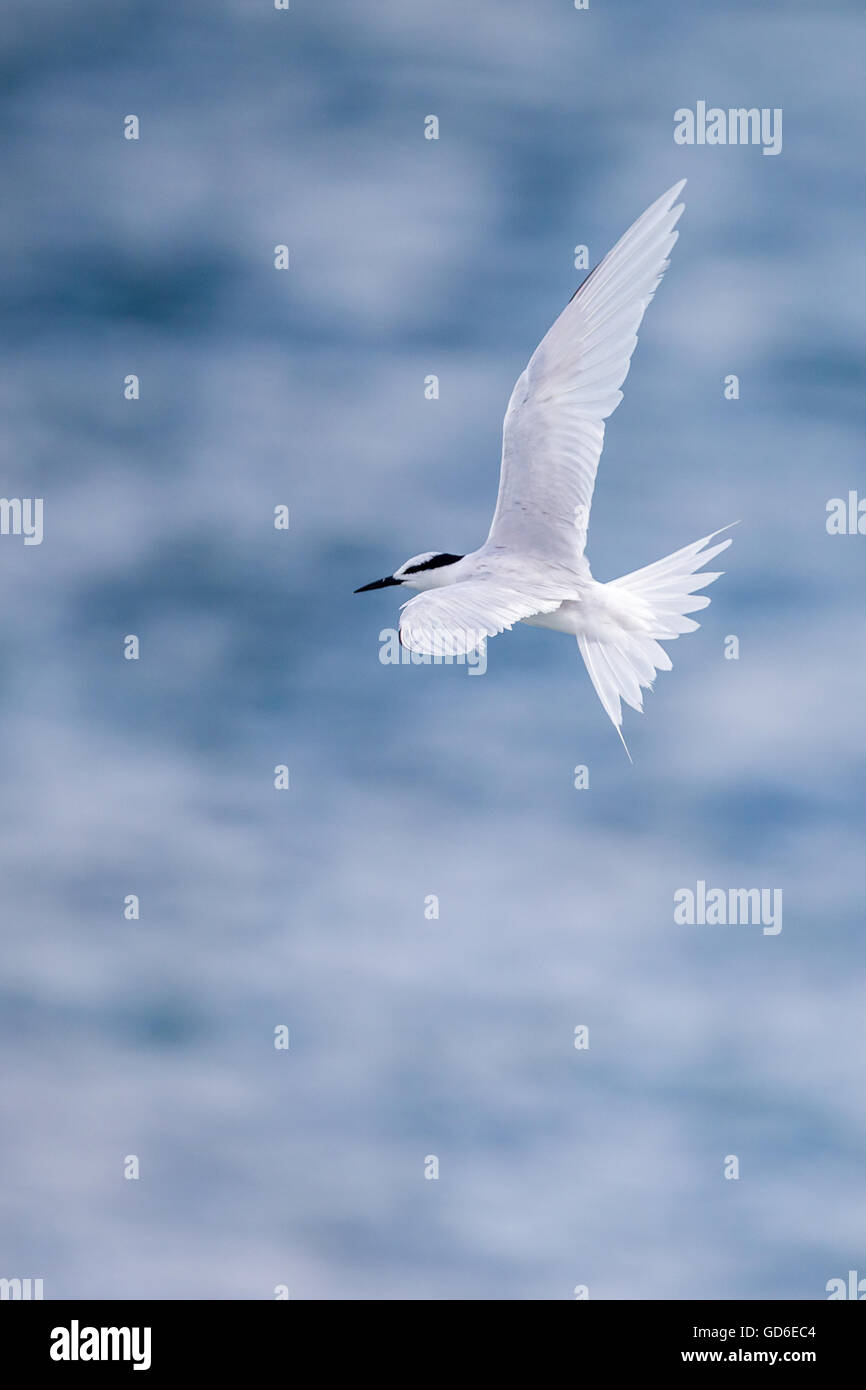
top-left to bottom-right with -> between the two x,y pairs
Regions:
403,553 -> 463,576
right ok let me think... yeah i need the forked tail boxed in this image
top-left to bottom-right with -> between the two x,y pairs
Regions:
577,525 -> 736,760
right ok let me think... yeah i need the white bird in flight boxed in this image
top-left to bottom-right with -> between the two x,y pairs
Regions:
355,181 -> 733,757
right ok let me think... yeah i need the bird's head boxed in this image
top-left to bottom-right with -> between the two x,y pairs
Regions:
354,552 -> 464,594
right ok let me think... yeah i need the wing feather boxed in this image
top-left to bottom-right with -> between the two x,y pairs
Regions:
398,581 -> 562,657
484,181 -> 687,569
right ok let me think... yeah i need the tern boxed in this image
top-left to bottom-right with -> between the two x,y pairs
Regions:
355,181 -> 733,757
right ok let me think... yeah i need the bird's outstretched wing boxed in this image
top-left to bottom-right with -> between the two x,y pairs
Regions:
399,579 -> 562,657
484,180 -> 686,571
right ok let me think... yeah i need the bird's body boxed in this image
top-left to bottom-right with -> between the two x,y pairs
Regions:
523,589 -> 650,641
355,181 -> 733,757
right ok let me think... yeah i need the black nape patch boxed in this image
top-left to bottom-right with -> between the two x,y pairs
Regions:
402,553 -> 464,576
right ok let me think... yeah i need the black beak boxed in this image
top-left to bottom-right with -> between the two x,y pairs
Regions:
354,576 -> 401,594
